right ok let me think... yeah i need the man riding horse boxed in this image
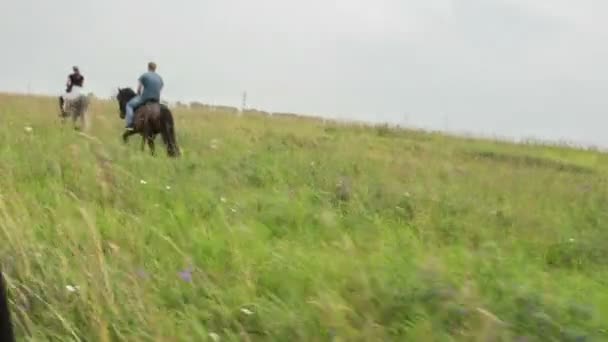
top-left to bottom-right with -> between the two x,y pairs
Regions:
124,62 -> 164,133
115,61 -> 178,157
60,66 -> 84,113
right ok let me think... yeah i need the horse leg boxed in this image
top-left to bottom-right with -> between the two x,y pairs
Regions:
142,124 -> 155,155
123,130 -> 136,143
79,97 -> 89,131
72,113 -> 80,131
59,98 -> 67,124
147,135 -> 156,156
59,97 -> 67,117
76,109 -> 84,131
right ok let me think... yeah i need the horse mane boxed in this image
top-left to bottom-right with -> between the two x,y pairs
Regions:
118,87 -> 137,98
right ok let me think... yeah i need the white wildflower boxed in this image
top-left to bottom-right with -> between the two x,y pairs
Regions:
208,332 -> 220,342
108,242 -> 120,252
165,185 -> 171,190
24,126 -> 33,133
240,308 -> 254,315
220,197 -> 227,203
140,180 -> 147,185
66,285 -> 80,293
210,139 -> 219,150
231,208 -> 237,213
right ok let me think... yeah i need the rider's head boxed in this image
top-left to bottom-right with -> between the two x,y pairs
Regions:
148,62 -> 157,72
72,66 -> 79,73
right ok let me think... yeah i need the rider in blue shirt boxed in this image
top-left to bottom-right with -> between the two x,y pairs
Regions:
125,62 -> 164,130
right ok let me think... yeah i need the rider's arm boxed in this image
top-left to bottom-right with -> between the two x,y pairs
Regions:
137,81 -> 143,95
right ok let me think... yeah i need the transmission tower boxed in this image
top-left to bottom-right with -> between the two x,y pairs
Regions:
240,91 -> 247,114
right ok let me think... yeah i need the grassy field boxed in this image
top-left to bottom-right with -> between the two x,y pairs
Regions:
1,92 -> 607,341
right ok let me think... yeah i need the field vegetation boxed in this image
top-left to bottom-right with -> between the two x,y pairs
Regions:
1,93 -> 607,341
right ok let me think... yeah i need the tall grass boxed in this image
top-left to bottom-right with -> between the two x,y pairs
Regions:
0,93 -> 607,341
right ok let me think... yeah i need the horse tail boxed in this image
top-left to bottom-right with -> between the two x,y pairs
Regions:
160,106 -> 180,157
59,96 -> 66,117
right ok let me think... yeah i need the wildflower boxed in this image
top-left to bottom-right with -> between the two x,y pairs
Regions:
108,242 -> 120,252
66,285 -> 80,293
179,267 -> 193,282
220,197 -> 227,203
231,208 -> 237,213
140,179 -> 147,185
328,328 -> 336,339
569,238 -> 575,243
18,297 -> 31,312
135,268 -> 149,280
240,308 -> 254,316
166,185 -> 171,190
210,139 -> 219,150
24,126 -> 33,133
208,333 -> 220,342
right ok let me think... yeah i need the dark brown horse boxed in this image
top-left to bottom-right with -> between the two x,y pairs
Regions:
116,88 -> 180,157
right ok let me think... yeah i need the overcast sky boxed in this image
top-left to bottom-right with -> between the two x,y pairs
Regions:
1,0 -> 607,146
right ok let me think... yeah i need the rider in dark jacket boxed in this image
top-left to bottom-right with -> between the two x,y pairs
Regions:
60,66 -> 85,113
66,66 -> 84,92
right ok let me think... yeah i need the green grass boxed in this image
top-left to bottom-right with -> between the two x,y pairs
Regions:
1,92 -> 608,341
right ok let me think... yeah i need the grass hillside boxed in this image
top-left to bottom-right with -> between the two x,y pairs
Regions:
1,93 -> 607,341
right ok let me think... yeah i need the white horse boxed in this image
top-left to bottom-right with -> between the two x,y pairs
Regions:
59,86 -> 90,130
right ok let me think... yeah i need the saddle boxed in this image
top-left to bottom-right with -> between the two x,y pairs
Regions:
134,98 -> 160,112
132,99 -> 162,126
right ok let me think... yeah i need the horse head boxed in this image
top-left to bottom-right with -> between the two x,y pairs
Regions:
116,87 -> 136,119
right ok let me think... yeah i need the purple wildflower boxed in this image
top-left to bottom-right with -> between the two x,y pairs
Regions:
179,266 -> 193,282
135,268 -> 149,280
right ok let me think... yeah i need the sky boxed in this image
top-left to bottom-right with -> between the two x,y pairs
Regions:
1,0 -> 607,146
